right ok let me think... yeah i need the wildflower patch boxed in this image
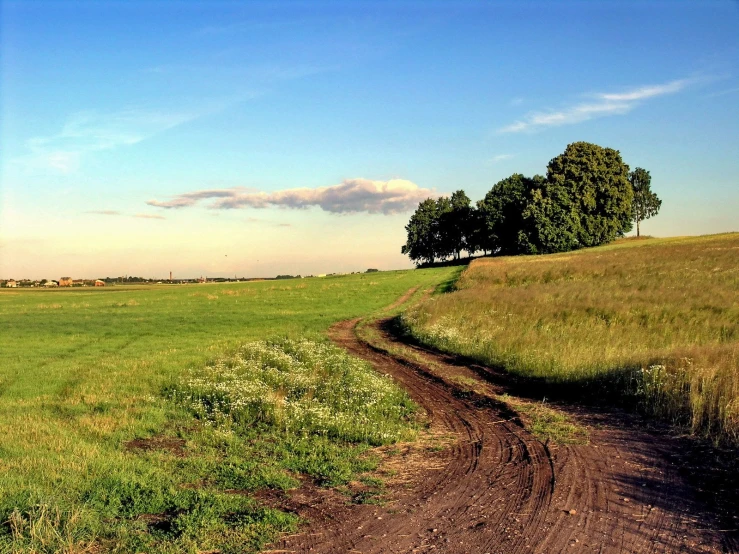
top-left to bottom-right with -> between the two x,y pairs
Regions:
172,338 -> 419,446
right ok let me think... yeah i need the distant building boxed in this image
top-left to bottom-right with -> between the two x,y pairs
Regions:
94,279 -> 106,287
44,281 -> 58,287
59,277 -> 73,287
6,279 -> 17,288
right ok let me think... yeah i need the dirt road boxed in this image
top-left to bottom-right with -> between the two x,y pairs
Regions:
264,314 -> 736,553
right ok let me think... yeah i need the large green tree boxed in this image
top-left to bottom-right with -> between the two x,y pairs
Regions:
434,196 -> 454,260
477,174 -> 537,255
545,142 -> 633,248
440,190 -> 474,259
629,167 -> 661,237
401,198 -> 439,265
520,174 -> 581,254
401,142 -> 641,264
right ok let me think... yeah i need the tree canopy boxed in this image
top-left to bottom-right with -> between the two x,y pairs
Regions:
476,173 -> 537,255
402,142 -> 660,266
545,141 -> 633,247
629,167 -> 662,237
401,198 -> 439,265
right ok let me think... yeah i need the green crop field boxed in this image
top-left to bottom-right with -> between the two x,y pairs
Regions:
403,233 -> 739,446
0,268 -> 457,554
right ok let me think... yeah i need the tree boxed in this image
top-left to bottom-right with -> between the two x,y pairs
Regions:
629,167 -> 661,237
545,142 -> 633,248
402,198 -> 440,266
520,174 -> 581,254
477,174 -> 538,255
471,199 -> 493,255
440,190 -> 474,259
433,196 -> 454,260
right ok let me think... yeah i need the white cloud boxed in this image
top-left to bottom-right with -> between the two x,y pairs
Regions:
597,79 -> 691,102
499,78 -> 694,133
147,178 -> 436,215
14,108 -> 196,174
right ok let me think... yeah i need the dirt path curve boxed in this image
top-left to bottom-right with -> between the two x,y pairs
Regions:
266,313 -> 734,553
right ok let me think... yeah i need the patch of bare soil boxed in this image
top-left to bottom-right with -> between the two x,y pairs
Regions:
124,436 -> 186,457
263,309 -> 737,553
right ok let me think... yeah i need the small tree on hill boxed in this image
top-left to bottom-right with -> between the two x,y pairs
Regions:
629,167 -> 661,237
441,190 -> 474,259
477,173 -> 537,256
402,198 -> 440,265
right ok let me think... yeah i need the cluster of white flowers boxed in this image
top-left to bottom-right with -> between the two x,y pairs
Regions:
407,314 -> 470,350
171,338 -> 416,445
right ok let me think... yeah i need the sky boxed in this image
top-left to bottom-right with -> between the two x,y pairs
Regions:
1,0 -> 738,280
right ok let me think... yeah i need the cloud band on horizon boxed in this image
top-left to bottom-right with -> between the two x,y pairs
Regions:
146,178 -> 436,214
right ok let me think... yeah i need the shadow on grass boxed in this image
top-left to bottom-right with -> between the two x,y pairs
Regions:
383,315 -> 642,407
434,265 -> 467,294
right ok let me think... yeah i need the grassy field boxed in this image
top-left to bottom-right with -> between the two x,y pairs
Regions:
0,268 -> 457,553
402,233 -> 739,446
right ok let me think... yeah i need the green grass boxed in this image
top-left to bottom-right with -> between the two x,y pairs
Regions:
0,268 -> 457,553
402,233 -> 739,446
356,300 -> 588,446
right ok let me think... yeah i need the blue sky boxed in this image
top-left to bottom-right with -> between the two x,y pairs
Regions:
1,0 -> 738,279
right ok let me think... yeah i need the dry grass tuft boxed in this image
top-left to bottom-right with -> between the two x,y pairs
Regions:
403,233 -> 739,445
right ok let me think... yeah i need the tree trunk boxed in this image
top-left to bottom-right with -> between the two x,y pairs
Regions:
637,218 -> 640,238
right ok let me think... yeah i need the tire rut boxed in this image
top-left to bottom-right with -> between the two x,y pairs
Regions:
264,311 -> 732,554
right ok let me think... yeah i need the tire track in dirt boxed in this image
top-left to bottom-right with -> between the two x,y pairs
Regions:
264,301 -> 732,553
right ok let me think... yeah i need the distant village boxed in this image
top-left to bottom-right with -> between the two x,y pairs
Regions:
2,276 -> 258,288
1,269 -> 381,288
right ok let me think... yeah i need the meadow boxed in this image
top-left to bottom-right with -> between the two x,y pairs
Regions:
403,233 -> 739,446
0,268 -> 457,554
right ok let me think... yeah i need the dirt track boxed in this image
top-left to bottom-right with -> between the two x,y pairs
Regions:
264,312 -> 737,553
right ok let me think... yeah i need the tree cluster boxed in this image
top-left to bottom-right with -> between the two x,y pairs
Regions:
402,142 -> 662,265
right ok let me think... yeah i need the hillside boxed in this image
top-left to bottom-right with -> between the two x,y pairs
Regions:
402,233 -> 739,445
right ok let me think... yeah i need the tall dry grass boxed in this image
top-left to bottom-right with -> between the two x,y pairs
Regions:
403,234 -> 739,445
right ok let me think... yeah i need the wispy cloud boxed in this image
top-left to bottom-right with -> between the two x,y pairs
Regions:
705,86 -> 739,98
197,19 -> 306,36
499,78 -> 695,133
86,210 -> 166,220
85,210 -> 122,216
14,108 -> 197,174
134,214 -> 166,220
597,80 -> 690,102
147,178 -> 436,215
488,154 -> 514,164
